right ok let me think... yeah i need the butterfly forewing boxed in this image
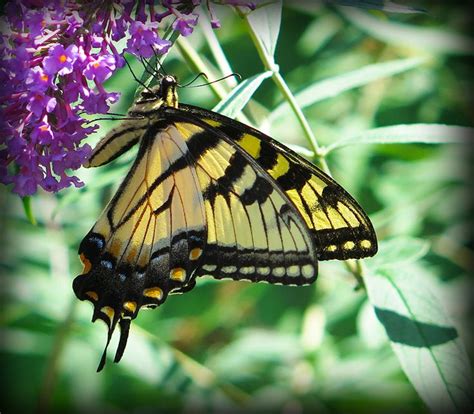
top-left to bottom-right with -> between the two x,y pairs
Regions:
165,116 -> 318,285
86,118 -> 151,167
180,104 -> 377,261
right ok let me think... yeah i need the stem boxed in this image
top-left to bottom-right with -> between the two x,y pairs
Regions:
241,13 -> 331,175
36,299 -> 77,414
175,36 -> 228,101
199,8 -> 238,89
344,260 -> 366,290
135,325 -> 250,405
175,36 -> 252,124
36,199 -> 77,414
241,11 -> 368,286
171,347 -> 250,405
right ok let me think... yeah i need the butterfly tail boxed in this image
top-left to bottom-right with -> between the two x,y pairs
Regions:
92,306 -> 120,372
114,318 -> 131,363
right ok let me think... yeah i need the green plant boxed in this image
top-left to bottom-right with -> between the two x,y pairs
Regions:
1,2 -> 472,413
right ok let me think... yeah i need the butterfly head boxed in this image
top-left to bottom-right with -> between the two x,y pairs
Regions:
128,75 -> 179,116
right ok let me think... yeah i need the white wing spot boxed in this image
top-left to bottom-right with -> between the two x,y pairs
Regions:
360,240 -> 372,249
272,267 -> 285,277
222,266 -> 238,273
240,266 -> 255,275
343,241 -> 355,250
302,264 -> 315,279
202,264 -> 217,272
257,267 -> 271,276
287,265 -> 300,277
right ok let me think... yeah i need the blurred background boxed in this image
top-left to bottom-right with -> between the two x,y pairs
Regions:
0,2 -> 472,413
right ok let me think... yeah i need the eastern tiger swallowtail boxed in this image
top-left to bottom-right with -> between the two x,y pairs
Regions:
73,75 -> 377,371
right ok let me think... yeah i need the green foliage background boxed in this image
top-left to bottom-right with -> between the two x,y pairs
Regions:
1,2 -> 473,413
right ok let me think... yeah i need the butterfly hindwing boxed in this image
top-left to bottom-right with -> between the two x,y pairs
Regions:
74,119 -> 207,367
180,104 -> 378,261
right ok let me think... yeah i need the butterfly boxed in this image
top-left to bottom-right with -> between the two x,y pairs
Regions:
73,75 -> 377,371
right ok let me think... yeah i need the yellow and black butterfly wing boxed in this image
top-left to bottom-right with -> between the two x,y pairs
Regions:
74,120 -> 208,369
163,112 -> 318,285
180,104 -> 378,261
74,74 -> 377,370
74,114 -> 319,370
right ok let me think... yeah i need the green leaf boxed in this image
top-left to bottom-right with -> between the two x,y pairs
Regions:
21,196 -> 37,225
365,266 -> 474,412
213,71 -> 272,118
338,7 -> 474,55
246,0 -> 282,59
269,57 -> 426,121
365,237 -> 430,270
325,124 -> 471,153
326,0 -> 426,13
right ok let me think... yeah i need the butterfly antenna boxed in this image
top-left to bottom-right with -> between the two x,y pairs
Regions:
185,73 -> 241,88
151,46 -> 168,77
139,56 -> 161,80
178,72 -> 208,88
85,116 -> 144,124
123,55 -> 154,94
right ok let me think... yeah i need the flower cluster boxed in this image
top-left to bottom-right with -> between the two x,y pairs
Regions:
0,0 -> 256,197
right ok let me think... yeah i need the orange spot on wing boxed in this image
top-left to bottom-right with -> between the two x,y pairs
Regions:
86,291 -> 99,301
123,301 -> 137,313
125,246 -> 138,262
143,287 -> 163,300
170,267 -> 186,282
109,239 -> 122,257
80,253 -> 92,274
189,247 -> 202,261
101,306 -> 114,322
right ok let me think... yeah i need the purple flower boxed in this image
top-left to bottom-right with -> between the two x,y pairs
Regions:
84,55 -> 117,83
211,19 -> 221,29
26,91 -> 57,117
126,20 -> 169,58
0,0 -> 258,197
40,174 -> 60,192
43,44 -> 78,76
30,119 -> 54,145
25,66 -> 56,92
81,91 -> 120,114
172,15 -> 199,36
24,10 -> 46,37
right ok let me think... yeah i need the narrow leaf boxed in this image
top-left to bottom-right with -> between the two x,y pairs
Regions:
365,266 -> 474,413
246,0 -> 282,59
339,7 -> 474,55
325,124 -> 471,153
326,0 -> 426,14
22,196 -> 37,225
213,71 -> 272,118
270,57 -> 426,120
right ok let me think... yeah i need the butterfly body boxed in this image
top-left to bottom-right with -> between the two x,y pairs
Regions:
73,76 -> 377,370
